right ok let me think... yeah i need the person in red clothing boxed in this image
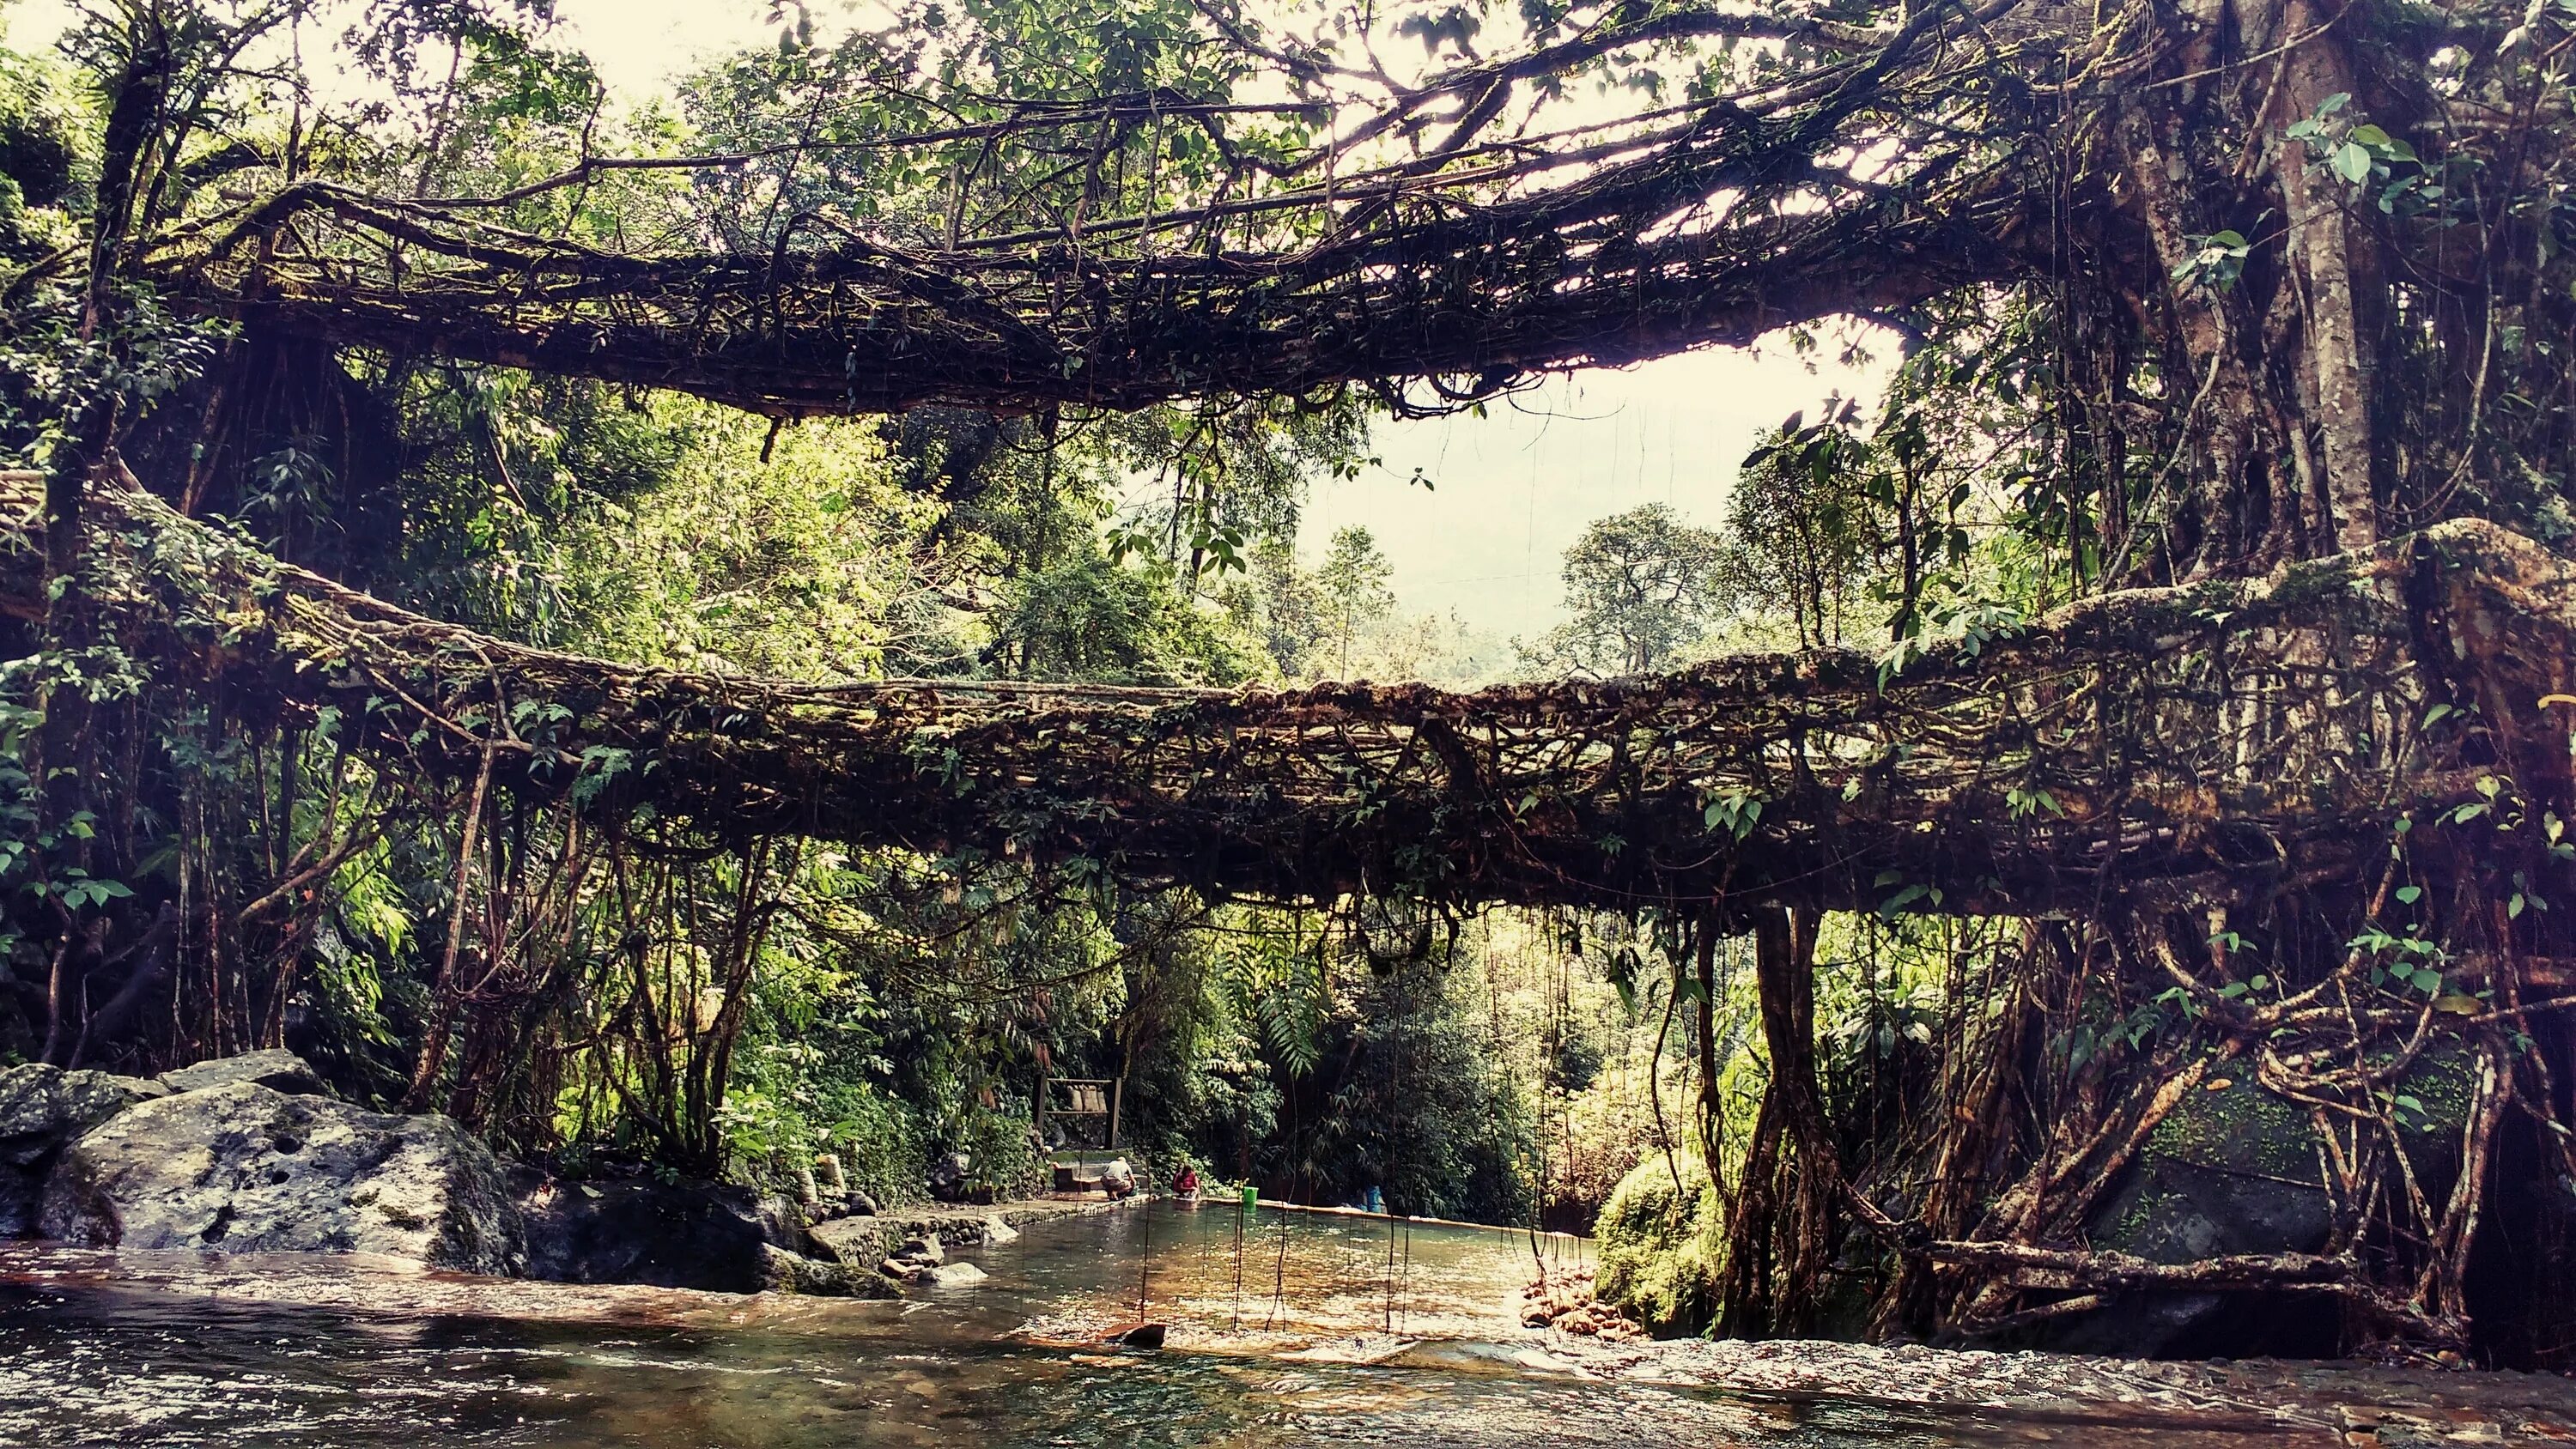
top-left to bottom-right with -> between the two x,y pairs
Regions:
1172,1163 -> 1201,1201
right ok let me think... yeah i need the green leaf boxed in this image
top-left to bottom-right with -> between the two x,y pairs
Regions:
2332,142 -> 2372,183
1878,882 -> 1931,918
2395,885 -> 2423,905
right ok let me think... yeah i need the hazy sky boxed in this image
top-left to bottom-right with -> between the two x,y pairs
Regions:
1309,350 -> 1881,641
4,0 -> 1881,640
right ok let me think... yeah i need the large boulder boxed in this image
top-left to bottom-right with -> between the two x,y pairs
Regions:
37,1081 -> 525,1274
0,1064 -> 159,1237
2049,1042 -> 2480,1357
515,1169 -> 848,1294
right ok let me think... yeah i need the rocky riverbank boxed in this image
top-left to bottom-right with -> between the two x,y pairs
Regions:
0,1048 -> 1075,1298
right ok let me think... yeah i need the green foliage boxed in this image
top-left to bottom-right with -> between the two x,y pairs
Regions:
991,551 -> 1262,686
0,35 -> 82,237
550,406 -> 937,679
2287,94 -> 2433,215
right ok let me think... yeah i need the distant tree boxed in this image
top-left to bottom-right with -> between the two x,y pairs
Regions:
1234,537 -> 1327,679
1531,504 -> 1728,676
987,553 -> 1261,686
1721,399 -> 1970,650
1313,525 -> 1395,678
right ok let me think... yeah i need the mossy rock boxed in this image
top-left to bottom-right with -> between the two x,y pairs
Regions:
1592,1151 -> 1723,1337
2039,1038 -> 2477,1357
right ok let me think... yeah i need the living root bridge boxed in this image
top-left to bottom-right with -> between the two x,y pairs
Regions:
155,177 -> 2013,419
12,468 -> 2573,916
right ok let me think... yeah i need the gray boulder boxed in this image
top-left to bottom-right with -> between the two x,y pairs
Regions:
155,1049 -> 331,1098
0,1064 -> 158,1236
877,1230 -> 953,1283
38,1081 -> 524,1274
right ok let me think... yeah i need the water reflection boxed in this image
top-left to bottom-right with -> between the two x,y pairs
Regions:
983,1202 -> 1588,1350
0,1204 -> 2564,1447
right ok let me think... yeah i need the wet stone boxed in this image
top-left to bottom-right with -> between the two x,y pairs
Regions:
37,1082 -> 522,1273
0,1064 -> 161,1238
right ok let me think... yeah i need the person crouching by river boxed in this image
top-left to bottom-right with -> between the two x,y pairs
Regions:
1172,1162 -> 1201,1205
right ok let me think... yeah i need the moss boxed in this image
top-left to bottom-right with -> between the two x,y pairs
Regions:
2389,1035 -> 2478,1143
1593,1150 -> 1725,1337
2099,1040 -> 2486,1261
2160,1072 -> 2318,1179
2108,1179 -> 2182,1252
2101,1064 -> 2329,1257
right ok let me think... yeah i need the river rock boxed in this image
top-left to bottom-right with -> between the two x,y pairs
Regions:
876,1230 -> 953,1283
37,1081 -> 523,1273
980,1216 -> 1020,1246
760,1243 -> 898,1298
926,1260 -> 987,1288
805,1214 -> 891,1267
1113,1322 -> 1166,1349
155,1049 -> 331,1099
0,1064 -> 159,1236
516,1169 -> 817,1293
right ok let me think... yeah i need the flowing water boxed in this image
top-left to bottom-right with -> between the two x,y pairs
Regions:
3,1202 -> 2573,1446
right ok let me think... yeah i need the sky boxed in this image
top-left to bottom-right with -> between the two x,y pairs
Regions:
1309,349 -> 1882,642
2,0 -> 1882,641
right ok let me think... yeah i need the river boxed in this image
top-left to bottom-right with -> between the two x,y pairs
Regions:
3,1202 -> 2573,1446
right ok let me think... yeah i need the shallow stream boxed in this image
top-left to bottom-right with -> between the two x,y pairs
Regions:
3,1202 -> 2573,1446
